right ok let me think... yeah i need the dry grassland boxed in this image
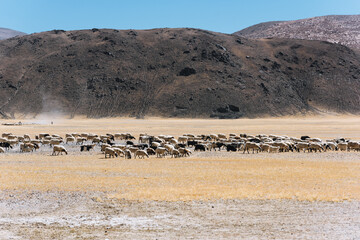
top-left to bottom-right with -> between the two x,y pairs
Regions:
0,116 -> 359,202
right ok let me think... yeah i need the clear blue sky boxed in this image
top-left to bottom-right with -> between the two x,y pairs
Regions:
0,0 -> 359,34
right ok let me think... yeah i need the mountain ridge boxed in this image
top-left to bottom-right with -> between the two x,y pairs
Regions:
0,27 -> 359,118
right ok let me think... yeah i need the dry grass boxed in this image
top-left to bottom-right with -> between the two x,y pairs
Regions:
0,116 -> 359,202
0,152 -> 359,202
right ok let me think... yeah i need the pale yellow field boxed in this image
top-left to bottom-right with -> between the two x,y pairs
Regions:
0,116 -> 359,202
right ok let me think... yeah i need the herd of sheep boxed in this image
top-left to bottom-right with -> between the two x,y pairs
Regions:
0,132 -> 359,158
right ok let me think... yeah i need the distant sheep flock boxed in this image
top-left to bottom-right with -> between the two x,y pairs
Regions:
0,132 -> 359,158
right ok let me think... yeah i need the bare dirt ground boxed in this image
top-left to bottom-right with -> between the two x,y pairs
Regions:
0,116 -> 359,239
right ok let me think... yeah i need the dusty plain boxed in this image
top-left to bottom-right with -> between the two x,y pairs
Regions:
0,116 -> 359,239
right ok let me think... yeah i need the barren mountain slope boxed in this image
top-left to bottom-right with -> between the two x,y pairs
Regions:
235,15 -> 360,51
0,28 -> 359,118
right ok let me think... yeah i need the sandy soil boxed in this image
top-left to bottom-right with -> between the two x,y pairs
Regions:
0,117 -> 359,239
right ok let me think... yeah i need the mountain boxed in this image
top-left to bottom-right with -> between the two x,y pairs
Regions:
0,28 -> 359,118
0,28 -> 26,40
234,15 -> 360,51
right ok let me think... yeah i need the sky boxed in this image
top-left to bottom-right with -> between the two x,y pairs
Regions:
0,0 -> 359,34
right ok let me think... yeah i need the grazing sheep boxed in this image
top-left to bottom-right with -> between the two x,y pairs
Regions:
0,142 -> 12,150
325,142 -> 337,151
80,144 -> 95,151
2,133 -> 12,138
194,144 -> 207,151
39,133 -> 50,139
92,137 -> 102,144
101,144 -> 111,152
164,144 -> 175,154
66,136 -> 76,144
76,137 -> 87,145
295,142 -> 310,152
269,146 -> 280,153
337,142 -> 348,151
178,148 -> 191,157
178,136 -> 188,144
243,142 -> 261,154
20,143 -> 38,152
156,147 -> 167,158
124,149 -> 132,159
129,147 -> 139,154
260,144 -> 271,152
50,139 -> 62,146
52,145 -> 68,155
135,150 -> 149,159
113,147 -> 125,157
146,148 -> 156,155
151,142 -> 161,149
347,141 -> 360,151
171,149 -> 180,158
309,143 -> 324,153
104,147 -> 118,158
23,134 -> 31,140
271,142 -> 290,152
7,135 -> 17,140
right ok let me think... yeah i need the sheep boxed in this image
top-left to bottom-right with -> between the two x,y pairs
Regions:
260,144 -> 271,152
129,147 -> 139,154
101,144 -> 111,152
87,134 -> 98,141
151,142 -> 161,148
325,142 -> 337,151
178,148 -> 191,157
177,136 -> 188,144
194,144 -> 207,151
295,142 -> 310,152
2,133 -> 12,138
146,148 -> 156,155
7,135 -> 17,140
20,143 -> 38,152
169,139 -> 178,145
113,147 -> 125,157
124,149 -> 132,159
66,136 -> 76,144
104,147 -> 118,158
171,149 -> 180,158
243,142 -> 261,154
268,146 -> 280,153
135,150 -> 149,159
41,139 -> 51,146
80,144 -> 95,151
164,144 -> 175,154
347,141 -> 360,151
218,133 -> 227,139
50,139 -> 62,146
38,133 -> 50,139
309,143 -> 324,153
139,135 -> 150,143
337,142 -> 348,151
52,145 -> 68,155
92,137 -> 102,144
156,147 -> 167,158
271,142 -> 290,152
76,137 -> 87,145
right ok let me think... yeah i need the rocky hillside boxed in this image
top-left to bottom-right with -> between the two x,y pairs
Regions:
235,15 -> 360,51
0,28 -> 359,118
0,28 -> 26,40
